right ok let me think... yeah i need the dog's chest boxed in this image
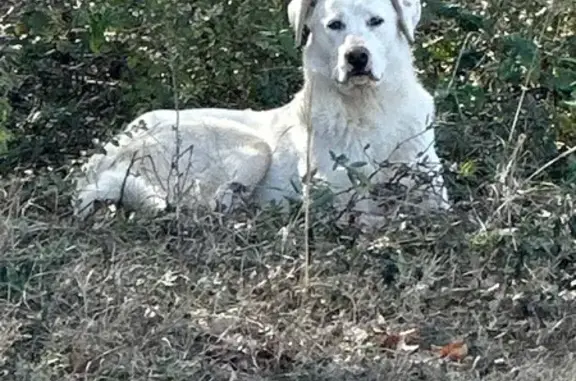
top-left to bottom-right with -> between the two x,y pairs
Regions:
308,108 -> 398,190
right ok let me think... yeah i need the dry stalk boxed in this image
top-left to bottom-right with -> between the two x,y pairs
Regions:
507,0 -> 556,143
524,144 -> 576,185
446,32 -> 474,95
485,0 -> 559,230
303,76 -> 314,291
169,54 -> 183,236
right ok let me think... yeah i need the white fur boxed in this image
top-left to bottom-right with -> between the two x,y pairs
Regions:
73,0 -> 448,220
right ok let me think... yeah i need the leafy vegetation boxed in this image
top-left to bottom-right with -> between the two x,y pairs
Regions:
0,0 -> 575,379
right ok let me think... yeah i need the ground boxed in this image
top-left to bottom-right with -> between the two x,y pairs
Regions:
1,0 -> 576,379
1,177 -> 576,380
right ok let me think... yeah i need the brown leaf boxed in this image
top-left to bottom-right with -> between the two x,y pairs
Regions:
436,340 -> 468,361
378,328 -> 419,352
379,333 -> 401,349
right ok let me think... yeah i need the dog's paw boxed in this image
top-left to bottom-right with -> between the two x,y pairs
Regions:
422,185 -> 450,210
337,211 -> 387,235
213,182 -> 249,213
73,196 -> 96,220
143,195 -> 168,214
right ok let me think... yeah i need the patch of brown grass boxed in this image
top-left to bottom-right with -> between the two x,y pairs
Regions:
0,173 -> 575,380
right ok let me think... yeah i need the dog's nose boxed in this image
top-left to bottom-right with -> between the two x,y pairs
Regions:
345,47 -> 369,71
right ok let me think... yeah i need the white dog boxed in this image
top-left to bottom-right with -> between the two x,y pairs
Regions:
73,0 -> 448,221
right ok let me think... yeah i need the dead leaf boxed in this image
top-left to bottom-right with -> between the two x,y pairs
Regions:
378,328 -> 419,352
379,333 -> 401,349
435,340 -> 468,361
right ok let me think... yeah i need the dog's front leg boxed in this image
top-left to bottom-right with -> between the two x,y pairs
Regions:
334,191 -> 388,234
211,140 -> 273,213
413,158 -> 450,210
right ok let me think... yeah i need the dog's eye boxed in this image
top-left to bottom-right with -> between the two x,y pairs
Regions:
327,20 -> 345,30
367,17 -> 384,27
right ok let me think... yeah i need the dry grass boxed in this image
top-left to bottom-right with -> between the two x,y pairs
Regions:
2,0 -> 575,378
1,170 -> 575,380
1,0 -> 575,377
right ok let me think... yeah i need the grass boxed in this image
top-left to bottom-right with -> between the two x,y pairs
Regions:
1,170 -> 575,380
1,0 -> 575,378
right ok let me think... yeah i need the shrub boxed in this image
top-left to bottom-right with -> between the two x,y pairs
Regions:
0,0 -> 574,200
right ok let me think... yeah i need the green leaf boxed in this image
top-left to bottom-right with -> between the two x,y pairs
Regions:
311,185 -> 335,209
0,110 -> 11,154
23,9 -> 51,35
502,35 -> 539,66
429,2 -> 484,31
459,160 -> 476,177
88,12 -> 109,53
349,161 -> 368,168
559,57 -> 576,66
498,35 -> 540,84
457,11 -> 484,32
551,68 -> 576,93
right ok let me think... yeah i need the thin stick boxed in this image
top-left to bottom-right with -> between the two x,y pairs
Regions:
523,144 -> 576,185
447,32 -> 473,94
169,54 -> 182,236
118,151 -> 139,208
507,0 -> 556,143
303,76 -> 314,291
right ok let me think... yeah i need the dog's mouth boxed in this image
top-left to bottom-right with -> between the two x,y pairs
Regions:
338,70 -> 379,85
349,69 -> 374,78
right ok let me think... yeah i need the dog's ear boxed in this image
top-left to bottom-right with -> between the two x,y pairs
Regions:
287,0 -> 315,47
390,0 -> 422,45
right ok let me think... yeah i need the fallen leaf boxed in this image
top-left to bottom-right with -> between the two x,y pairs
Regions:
436,340 -> 468,361
378,328 -> 419,352
379,333 -> 401,349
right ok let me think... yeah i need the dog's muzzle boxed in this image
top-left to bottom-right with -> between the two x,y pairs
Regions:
340,46 -> 378,84
346,47 -> 369,72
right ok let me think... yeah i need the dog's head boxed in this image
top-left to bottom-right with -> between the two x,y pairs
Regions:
288,0 -> 421,89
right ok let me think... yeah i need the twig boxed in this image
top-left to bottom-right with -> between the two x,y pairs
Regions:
118,152 -> 139,209
169,53 -> 182,236
507,0 -> 556,143
446,32 -> 474,94
523,144 -> 576,185
303,76 -> 314,291
497,133 -> 526,185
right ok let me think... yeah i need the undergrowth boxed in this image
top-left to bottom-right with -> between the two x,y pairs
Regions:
0,0 -> 575,379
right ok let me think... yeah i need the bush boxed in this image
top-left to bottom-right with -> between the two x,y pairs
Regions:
0,0 -> 300,172
1,0 -> 575,200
